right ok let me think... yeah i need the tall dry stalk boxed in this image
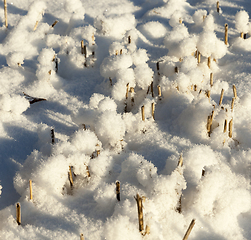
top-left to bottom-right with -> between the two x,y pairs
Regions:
80,233 -> 84,240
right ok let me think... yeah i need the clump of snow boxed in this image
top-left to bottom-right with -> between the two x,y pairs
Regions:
6,52 -> 24,68
140,21 -> 167,38
0,94 -> 29,115
134,64 -> 153,90
235,10 -> 250,33
94,111 -> 125,147
94,14 -> 136,38
100,54 -> 133,79
193,9 -> 207,25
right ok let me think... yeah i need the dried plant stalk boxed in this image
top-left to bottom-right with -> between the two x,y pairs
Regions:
116,181 -> 120,201
240,32 -> 244,39
224,119 -> 227,133
219,89 -> 224,105
135,194 -> 144,232
177,154 -> 183,167
130,87 -> 135,106
69,166 -> 74,187
217,1 -> 220,13
126,83 -> 129,99
151,82 -> 154,97
51,129 -> 55,144
233,85 -> 237,99
151,103 -> 155,120
128,36 -> 131,44
29,180 -> 33,201
225,24 -> 228,45
141,106 -> 145,121
231,97 -> 235,111
210,73 -> 213,87
120,49 -> 122,55
207,111 -> 214,137
115,50 -> 118,56
157,85 -> 161,97
229,119 -> 233,138
179,18 -> 182,24
182,219 -> 196,240
80,233 -> 84,240
16,203 -> 21,225
109,78 -> 112,86
206,90 -> 210,99
86,165 -> 90,178
51,20 -> 58,28
33,21 -> 39,31
145,225 -> 150,235
207,56 -> 211,68
175,66 -> 179,73
4,0 -> 7,28
198,52 -> 201,64
81,40 -> 84,54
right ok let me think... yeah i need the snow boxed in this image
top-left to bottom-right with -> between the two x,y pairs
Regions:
0,0 -> 251,239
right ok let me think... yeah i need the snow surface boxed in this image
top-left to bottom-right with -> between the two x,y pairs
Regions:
0,0 -> 251,239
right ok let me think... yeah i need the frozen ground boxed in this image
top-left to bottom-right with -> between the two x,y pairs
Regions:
0,0 -> 250,239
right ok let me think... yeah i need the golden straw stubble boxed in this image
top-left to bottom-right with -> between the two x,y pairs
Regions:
182,219 -> 196,240
135,194 -> 144,232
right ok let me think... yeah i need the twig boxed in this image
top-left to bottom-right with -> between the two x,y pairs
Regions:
182,219 -> 196,240
80,233 -> 84,240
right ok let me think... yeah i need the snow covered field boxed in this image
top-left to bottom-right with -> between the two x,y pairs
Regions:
0,0 -> 250,239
